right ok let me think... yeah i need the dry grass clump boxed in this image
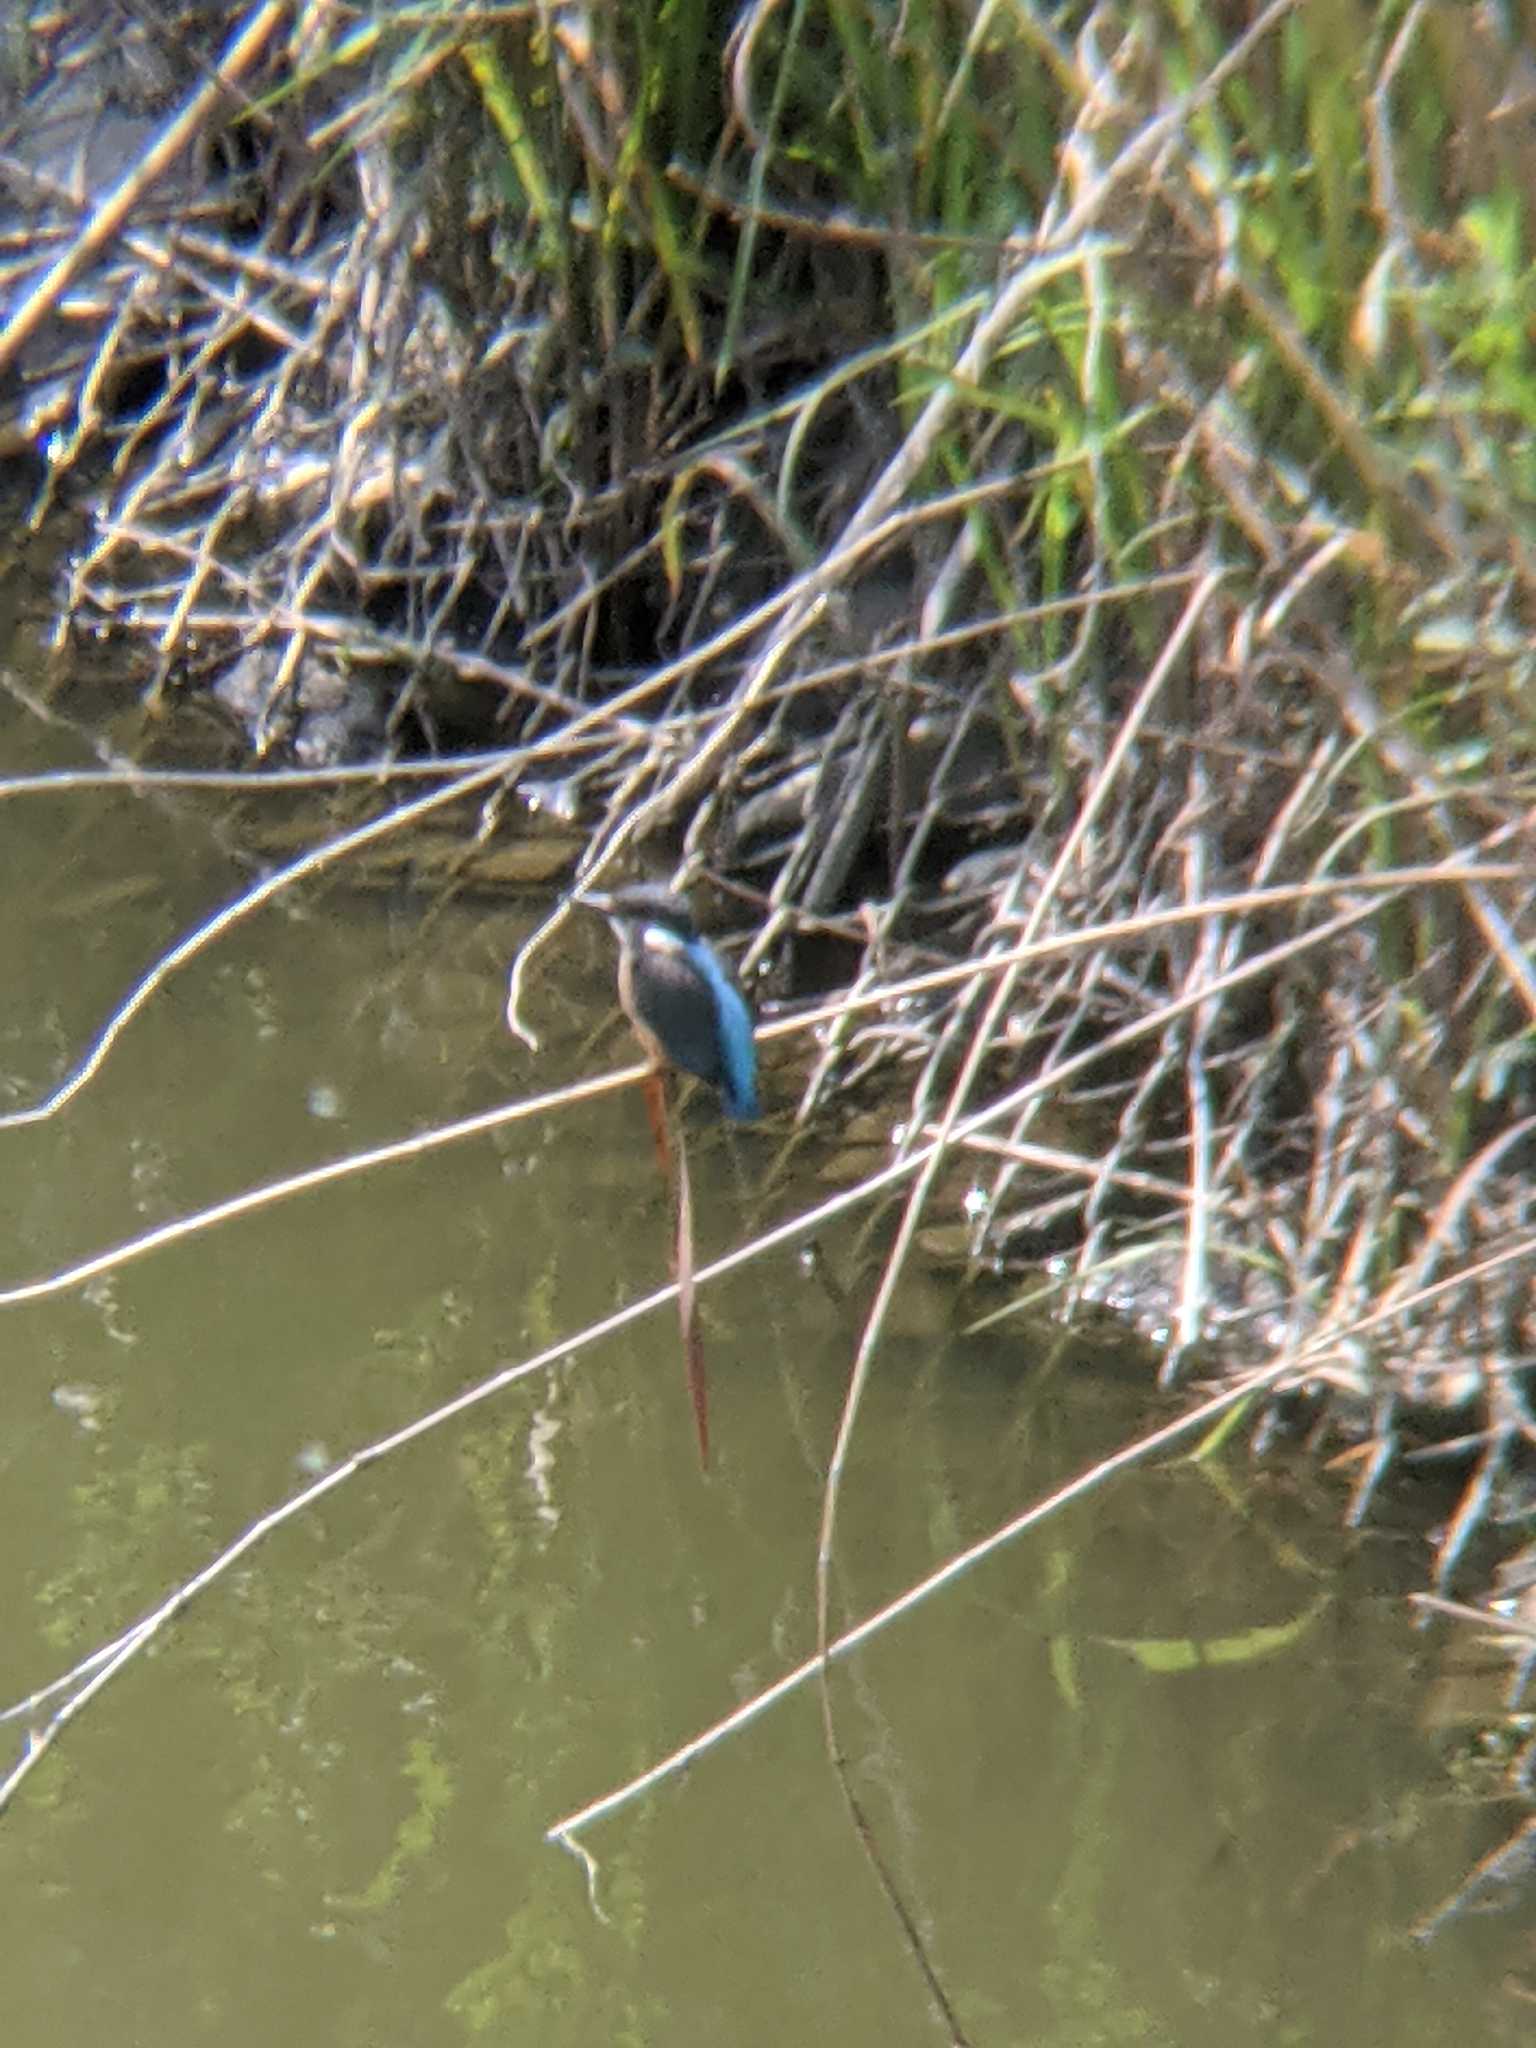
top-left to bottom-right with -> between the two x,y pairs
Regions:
0,5 -> 1532,1541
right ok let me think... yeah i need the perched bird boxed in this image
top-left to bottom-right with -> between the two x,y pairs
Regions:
577,881 -> 759,1120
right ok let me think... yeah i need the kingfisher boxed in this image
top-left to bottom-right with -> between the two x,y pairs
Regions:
577,881 -> 760,1121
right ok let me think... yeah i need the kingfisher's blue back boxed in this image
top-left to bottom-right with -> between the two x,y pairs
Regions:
681,932 -> 759,1121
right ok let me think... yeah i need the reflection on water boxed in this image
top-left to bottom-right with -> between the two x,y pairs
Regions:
0,679 -> 1526,2048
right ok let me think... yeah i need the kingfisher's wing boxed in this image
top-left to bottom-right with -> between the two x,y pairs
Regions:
628,936 -> 729,1088
682,941 -> 759,1121
630,931 -> 759,1119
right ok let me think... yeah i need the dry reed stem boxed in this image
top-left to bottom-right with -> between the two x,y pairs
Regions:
7,0 -> 1535,1846
0,860 -> 1520,1310
0,2 -> 290,380
0,873 -> 1434,1813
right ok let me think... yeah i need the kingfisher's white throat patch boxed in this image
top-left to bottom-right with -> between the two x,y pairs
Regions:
640,923 -> 687,955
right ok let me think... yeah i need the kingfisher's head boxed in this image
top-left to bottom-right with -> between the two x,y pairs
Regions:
575,882 -> 699,947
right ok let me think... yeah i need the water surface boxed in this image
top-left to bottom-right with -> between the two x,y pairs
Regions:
0,667 -> 1525,2046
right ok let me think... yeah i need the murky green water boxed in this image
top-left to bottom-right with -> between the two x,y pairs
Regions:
0,663 -> 1527,2045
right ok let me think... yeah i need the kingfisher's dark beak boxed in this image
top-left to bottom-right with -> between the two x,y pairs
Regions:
573,887 -> 616,917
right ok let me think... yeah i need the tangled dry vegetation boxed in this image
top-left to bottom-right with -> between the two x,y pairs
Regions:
1,5 -> 1534,1601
